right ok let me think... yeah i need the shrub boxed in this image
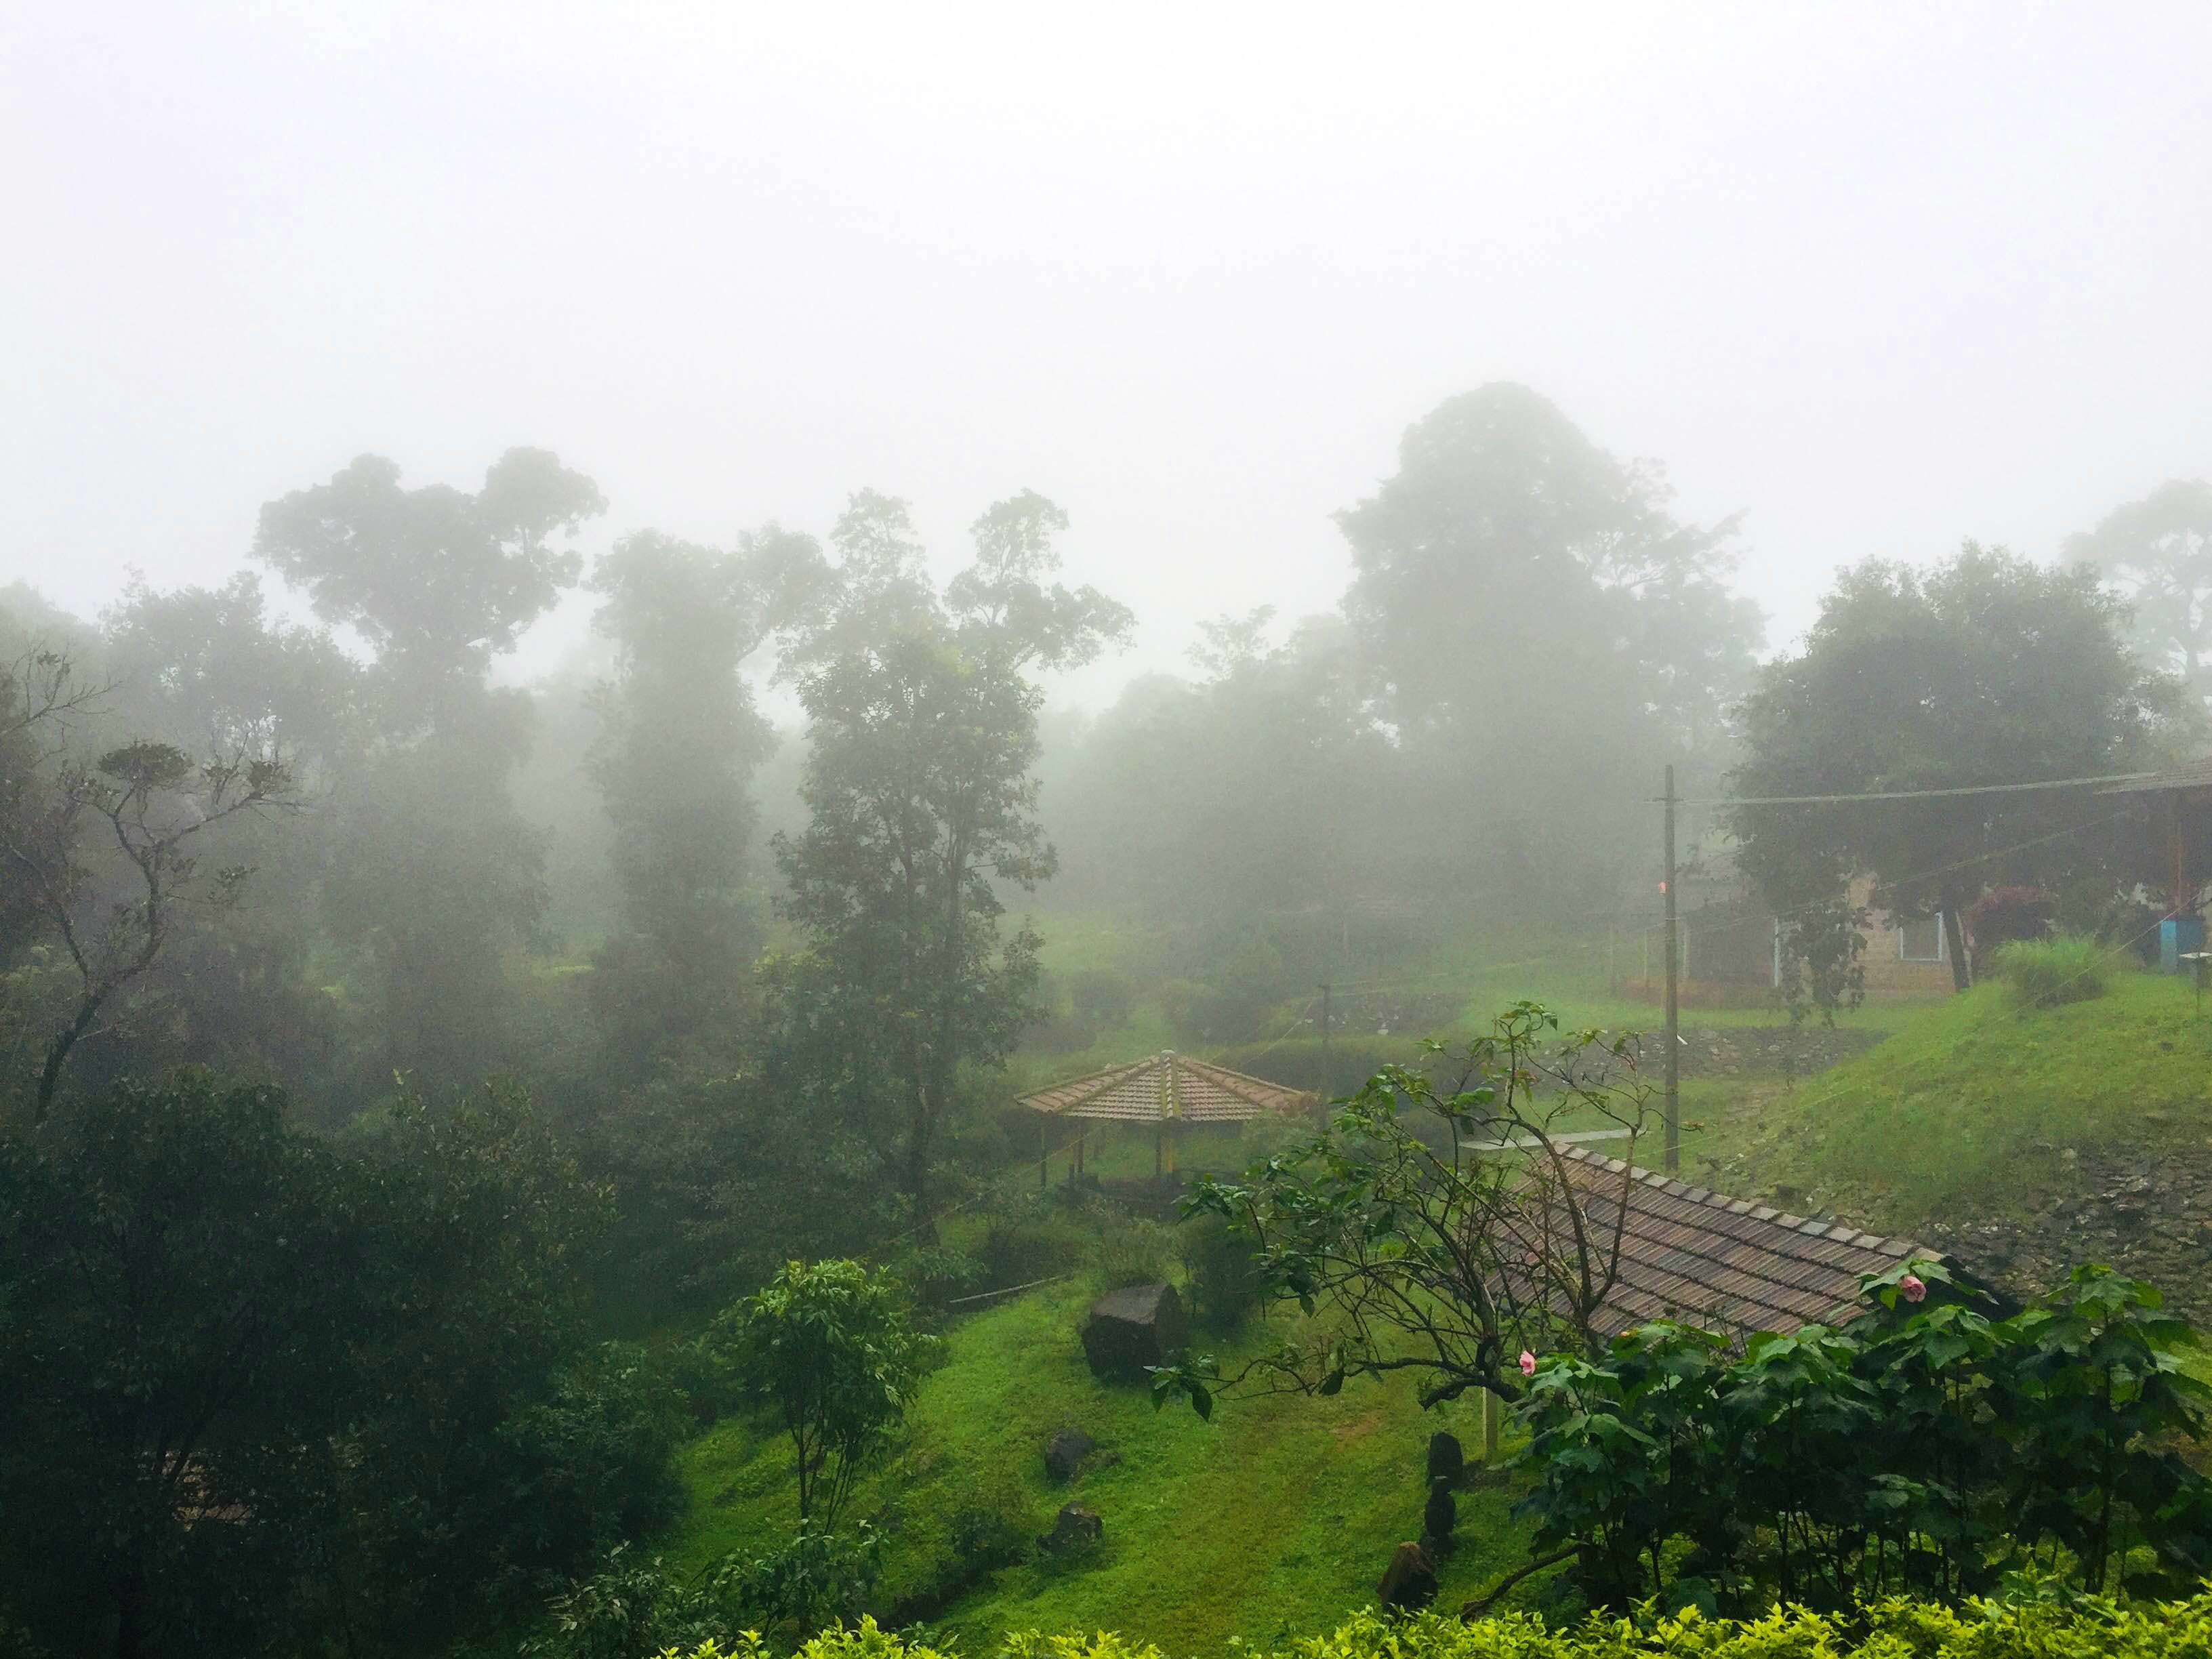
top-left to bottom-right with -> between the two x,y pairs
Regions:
890,1244 -> 986,1325
658,1590 -> 2212,1659
703,1261 -> 933,1527
1179,1211 -> 1261,1334
943,1467 -> 1036,1578
981,1203 -> 1092,1288
1991,932 -> 2113,1007
530,1526 -> 882,1659
1965,884 -> 2053,970
1092,1216 -> 1177,1290
1512,1261 -> 2212,1614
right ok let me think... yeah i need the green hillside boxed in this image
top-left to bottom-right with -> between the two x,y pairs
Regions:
669,1281 -> 1544,1654
1689,968 -> 2212,1238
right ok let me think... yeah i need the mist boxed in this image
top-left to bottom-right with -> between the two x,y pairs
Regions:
9,7 -> 2212,1658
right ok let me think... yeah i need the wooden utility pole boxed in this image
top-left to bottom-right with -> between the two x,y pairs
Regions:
1663,764 -> 1681,1174
1319,980 -> 1332,1104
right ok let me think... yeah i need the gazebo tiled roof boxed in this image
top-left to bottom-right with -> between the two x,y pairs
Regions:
1019,1051 -> 1314,1124
1523,1145 -> 1946,1341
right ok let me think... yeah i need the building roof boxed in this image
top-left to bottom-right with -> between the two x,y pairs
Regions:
1018,1051 -> 1315,1124
1529,1145 -> 1941,1340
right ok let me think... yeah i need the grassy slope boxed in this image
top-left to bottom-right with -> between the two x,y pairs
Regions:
1688,968 -> 2212,1231
670,1281 -> 1541,1655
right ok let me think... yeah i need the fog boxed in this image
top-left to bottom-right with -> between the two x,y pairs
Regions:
11,3 -> 2212,701
16,11 -> 2212,1652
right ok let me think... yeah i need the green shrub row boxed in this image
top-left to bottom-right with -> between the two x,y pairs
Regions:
653,1590 -> 2212,1659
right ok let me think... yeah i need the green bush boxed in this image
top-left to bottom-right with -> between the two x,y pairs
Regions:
1513,1261 -> 2212,1612
1092,1216 -> 1177,1290
1179,1211 -> 1261,1334
891,1244 -> 986,1324
981,1203 -> 1093,1288
942,1467 -> 1037,1584
657,1589 -> 2212,1659
1991,932 -> 2114,1006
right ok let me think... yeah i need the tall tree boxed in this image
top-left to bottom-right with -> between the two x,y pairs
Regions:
253,449 -> 604,1085
0,1071 -> 377,1657
1732,545 -> 2188,998
768,491 -> 1129,1229
586,531 -> 776,1069
1338,384 -> 1761,917
2066,478 -> 2212,703
1040,609 -> 1392,1022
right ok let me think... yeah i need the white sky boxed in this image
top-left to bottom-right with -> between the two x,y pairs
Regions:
7,2 -> 2212,708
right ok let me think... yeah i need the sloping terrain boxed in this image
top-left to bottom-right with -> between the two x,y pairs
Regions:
669,1281 -> 1543,1653
1690,971 -> 2212,1315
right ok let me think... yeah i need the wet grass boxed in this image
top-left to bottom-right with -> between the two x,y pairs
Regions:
666,1280 -> 1548,1653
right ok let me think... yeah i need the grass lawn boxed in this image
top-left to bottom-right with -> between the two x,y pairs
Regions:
667,1280 -> 1544,1654
1681,968 -> 2212,1232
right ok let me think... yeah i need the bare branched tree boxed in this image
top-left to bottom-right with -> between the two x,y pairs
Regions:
1158,1003 -> 1653,1418
4,729 -> 296,1120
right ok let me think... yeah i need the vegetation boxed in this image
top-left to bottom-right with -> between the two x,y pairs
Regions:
9,390 -> 2212,1656
1990,933 -> 2112,1007
1516,1261 -> 2212,1611
645,1590 -> 2212,1659
1160,1006 -> 1658,1416
662,1277 -> 1536,1654
703,1261 -> 933,1528
1693,970 -> 2202,1229
1731,544 -> 2190,1008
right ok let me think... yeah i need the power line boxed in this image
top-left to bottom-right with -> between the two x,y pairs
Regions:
1676,770 -> 2156,808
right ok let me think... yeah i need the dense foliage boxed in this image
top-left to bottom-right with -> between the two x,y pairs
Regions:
1732,544 -> 2189,1008
648,1592 -> 2212,1659
1513,1261 -> 2212,1612
1161,1006 -> 1656,1416
701,1260 -> 933,1527
0,1070 -> 681,1657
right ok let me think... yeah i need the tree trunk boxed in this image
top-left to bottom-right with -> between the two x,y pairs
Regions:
905,1082 -> 936,1245
35,989 -> 103,1122
1940,888 -> 1972,993
113,1572 -> 145,1659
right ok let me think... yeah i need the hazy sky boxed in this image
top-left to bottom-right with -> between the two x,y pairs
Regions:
7,2 -> 2212,709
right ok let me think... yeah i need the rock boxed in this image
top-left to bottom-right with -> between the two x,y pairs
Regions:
1080,1283 -> 1189,1385
1377,1541 -> 1437,1613
1044,1427 -> 1098,1484
1425,1431 -> 1464,1486
1422,1477 -> 1457,1552
1038,1502 -> 1103,1555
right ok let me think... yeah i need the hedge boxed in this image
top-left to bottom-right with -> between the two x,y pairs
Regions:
652,1593 -> 2212,1659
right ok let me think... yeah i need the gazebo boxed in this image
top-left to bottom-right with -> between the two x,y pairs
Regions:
1019,1051 -> 1315,1179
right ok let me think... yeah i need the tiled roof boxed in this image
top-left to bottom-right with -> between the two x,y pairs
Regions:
1528,1145 -> 1940,1340
1018,1052 -> 1315,1124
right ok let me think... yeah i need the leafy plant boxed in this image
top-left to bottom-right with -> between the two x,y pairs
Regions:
1092,1216 -> 1177,1291
1992,933 -> 2114,1008
704,1260 -> 934,1527
1507,1260 -> 2212,1614
1158,1004 -> 1657,1419
660,1589 -> 2212,1659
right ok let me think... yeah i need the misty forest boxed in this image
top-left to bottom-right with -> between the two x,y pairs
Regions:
13,10 -> 2212,1659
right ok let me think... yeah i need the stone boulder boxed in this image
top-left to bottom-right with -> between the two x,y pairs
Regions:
1080,1283 -> 1188,1385
1425,1431 -> 1464,1486
1377,1541 -> 1437,1613
1044,1427 -> 1098,1484
1038,1502 -> 1104,1555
